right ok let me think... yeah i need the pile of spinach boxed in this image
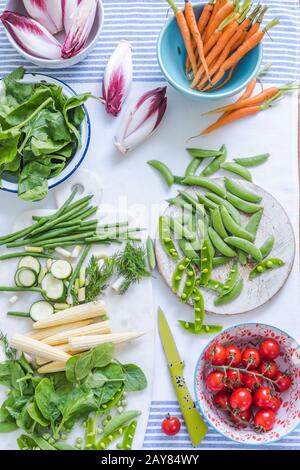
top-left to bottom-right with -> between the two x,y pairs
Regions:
0,338 -> 147,444
0,67 -> 92,202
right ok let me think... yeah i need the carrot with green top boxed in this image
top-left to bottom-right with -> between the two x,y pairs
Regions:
204,0 -> 229,38
201,91 -> 283,135
229,4 -> 263,51
245,5 -> 268,40
202,19 -> 280,90
203,11 -> 239,56
184,0 -> 211,83
166,0 -> 198,76
203,0 -> 235,41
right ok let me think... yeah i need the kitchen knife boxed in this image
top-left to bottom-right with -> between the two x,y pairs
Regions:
158,307 -> 207,446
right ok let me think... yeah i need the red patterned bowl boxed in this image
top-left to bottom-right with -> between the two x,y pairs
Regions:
194,323 -> 300,445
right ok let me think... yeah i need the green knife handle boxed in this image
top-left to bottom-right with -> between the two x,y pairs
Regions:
169,361 -> 207,446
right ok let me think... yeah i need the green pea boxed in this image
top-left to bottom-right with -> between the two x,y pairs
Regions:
219,261 -> 239,297
249,258 -> 285,279
192,288 -> 204,331
178,321 -> 223,335
220,162 -> 252,181
181,265 -> 196,302
159,216 -> 179,260
147,160 -> 174,187
117,420 -> 138,451
198,239 -> 213,286
172,258 -> 191,293
206,279 -> 224,294
226,192 -> 263,214
103,411 -> 141,437
224,177 -> 262,203
225,236 -> 262,262
214,279 -> 243,305
178,239 -> 200,268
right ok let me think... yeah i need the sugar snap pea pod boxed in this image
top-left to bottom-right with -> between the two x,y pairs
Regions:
173,175 -> 185,184
166,216 -> 196,241
117,420 -> 137,450
103,411 -> 141,437
192,287 -> 204,331
221,162 -> 252,182
212,256 -> 232,268
99,386 -> 124,414
224,177 -> 262,204
186,148 -> 223,158
205,193 -> 241,223
219,261 -> 239,297
181,266 -> 196,302
201,144 -> 227,177
147,160 -> 174,187
199,239 -> 213,286
206,279 -> 224,293
259,235 -> 275,259
204,213 -> 215,257
190,217 -> 204,251
226,192 -> 263,214
147,237 -> 156,270
225,237 -> 262,262
220,206 -> 254,242
237,250 -> 248,265
185,157 -> 202,177
245,209 -> 264,238
183,176 -> 226,198
178,240 -> 200,268
234,153 -> 270,167
197,194 -> 218,210
178,321 -> 223,335
179,190 -> 205,215
211,207 -> 228,239
97,427 -> 125,450
172,258 -> 191,293
167,196 -> 194,213
208,227 -> 237,257
159,216 -> 179,260
249,258 -> 285,279
214,278 -> 243,305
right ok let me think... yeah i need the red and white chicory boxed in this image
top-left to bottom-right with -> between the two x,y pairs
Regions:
22,0 -> 63,35
62,0 -> 82,34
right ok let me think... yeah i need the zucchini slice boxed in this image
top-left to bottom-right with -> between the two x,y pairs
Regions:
16,268 -> 37,288
41,273 -> 66,301
50,260 -> 73,280
18,256 -> 41,274
30,301 -> 54,322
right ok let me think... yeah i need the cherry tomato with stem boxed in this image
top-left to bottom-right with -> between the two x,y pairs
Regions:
243,370 -> 263,391
258,360 -> 278,379
241,347 -> 261,370
259,339 -> 280,361
253,387 -> 273,409
213,390 -> 231,411
205,343 -> 227,365
161,414 -> 181,436
268,395 -> 282,413
225,369 -> 244,390
225,345 -> 242,367
230,388 -> 253,412
206,371 -> 225,392
273,371 -> 292,392
254,409 -> 276,432
229,408 -> 252,428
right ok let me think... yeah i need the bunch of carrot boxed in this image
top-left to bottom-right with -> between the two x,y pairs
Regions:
167,0 -> 279,92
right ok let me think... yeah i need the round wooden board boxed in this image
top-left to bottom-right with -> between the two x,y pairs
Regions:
155,178 -> 296,315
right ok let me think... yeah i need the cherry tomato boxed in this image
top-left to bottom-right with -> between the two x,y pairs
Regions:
259,339 -> 280,361
253,387 -> 273,409
254,409 -> 276,432
205,343 -> 227,366
258,360 -> 278,379
243,370 -> 263,391
273,371 -> 292,392
161,415 -> 181,436
225,369 -> 244,390
213,390 -> 231,410
230,388 -> 253,412
206,371 -> 225,392
229,408 -> 252,428
225,345 -> 242,367
241,347 -> 261,370
268,395 -> 282,413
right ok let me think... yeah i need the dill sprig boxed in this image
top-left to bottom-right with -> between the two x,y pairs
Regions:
0,332 -> 17,360
114,242 -> 151,294
85,255 -> 115,302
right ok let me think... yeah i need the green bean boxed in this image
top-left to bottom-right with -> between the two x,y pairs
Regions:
208,227 -> 236,257
147,160 -> 174,187
224,177 -> 262,203
183,176 -> 226,198
213,256 -> 232,268
0,287 -> 44,294
67,245 -> 91,298
197,194 -> 218,211
103,411 -> 141,437
117,420 -> 137,450
166,216 -> 195,241
201,144 -> 227,177
159,216 -> 179,260
12,225 -> 83,246
205,193 -> 241,223
172,258 -> 191,293
259,235 -> 275,259
181,266 -> 196,302
220,206 -> 254,242
19,232 -> 96,248
185,157 -> 201,177
214,279 -> 243,305
179,191 -> 205,216
7,311 -> 31,318
234,153 -> 270,167
219,261 -> 239,297
198,239 -> 213,286
68,206 -> 98,223
178,321 -> 223,335
0,252 -> 56,261
205,279 -> 224,293
221,162 -> 252,181
249,258 -> 285,279
211,207 -> 228,239
245,209 -> 264,238
49,188 -> 79,220
226,193 -> 262,214
225,237 -> 262,262
178,240 -> 200,266
96,427 -> 125,450
147,237 -> 156,270
186,148 -> 223,158
192,287 -> 204,331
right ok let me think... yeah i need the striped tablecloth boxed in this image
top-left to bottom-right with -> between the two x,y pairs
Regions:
0,0 -> 299,451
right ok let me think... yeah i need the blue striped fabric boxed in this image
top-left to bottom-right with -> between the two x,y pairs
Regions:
0,0 -> 299,84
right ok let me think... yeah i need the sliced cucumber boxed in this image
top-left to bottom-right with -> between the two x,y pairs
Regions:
38,267 -> 47,284
18,256 -> 41,274
30,301 -> 54,322
50,260 -> 73,280
16,268 -> 37,288
46,259 -> 54,271
41,273 -> 66,301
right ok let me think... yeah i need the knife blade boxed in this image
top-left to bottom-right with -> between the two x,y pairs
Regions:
158,307 -> 207,446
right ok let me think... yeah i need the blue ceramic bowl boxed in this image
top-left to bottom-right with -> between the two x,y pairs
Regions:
157,3 -> 263,100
